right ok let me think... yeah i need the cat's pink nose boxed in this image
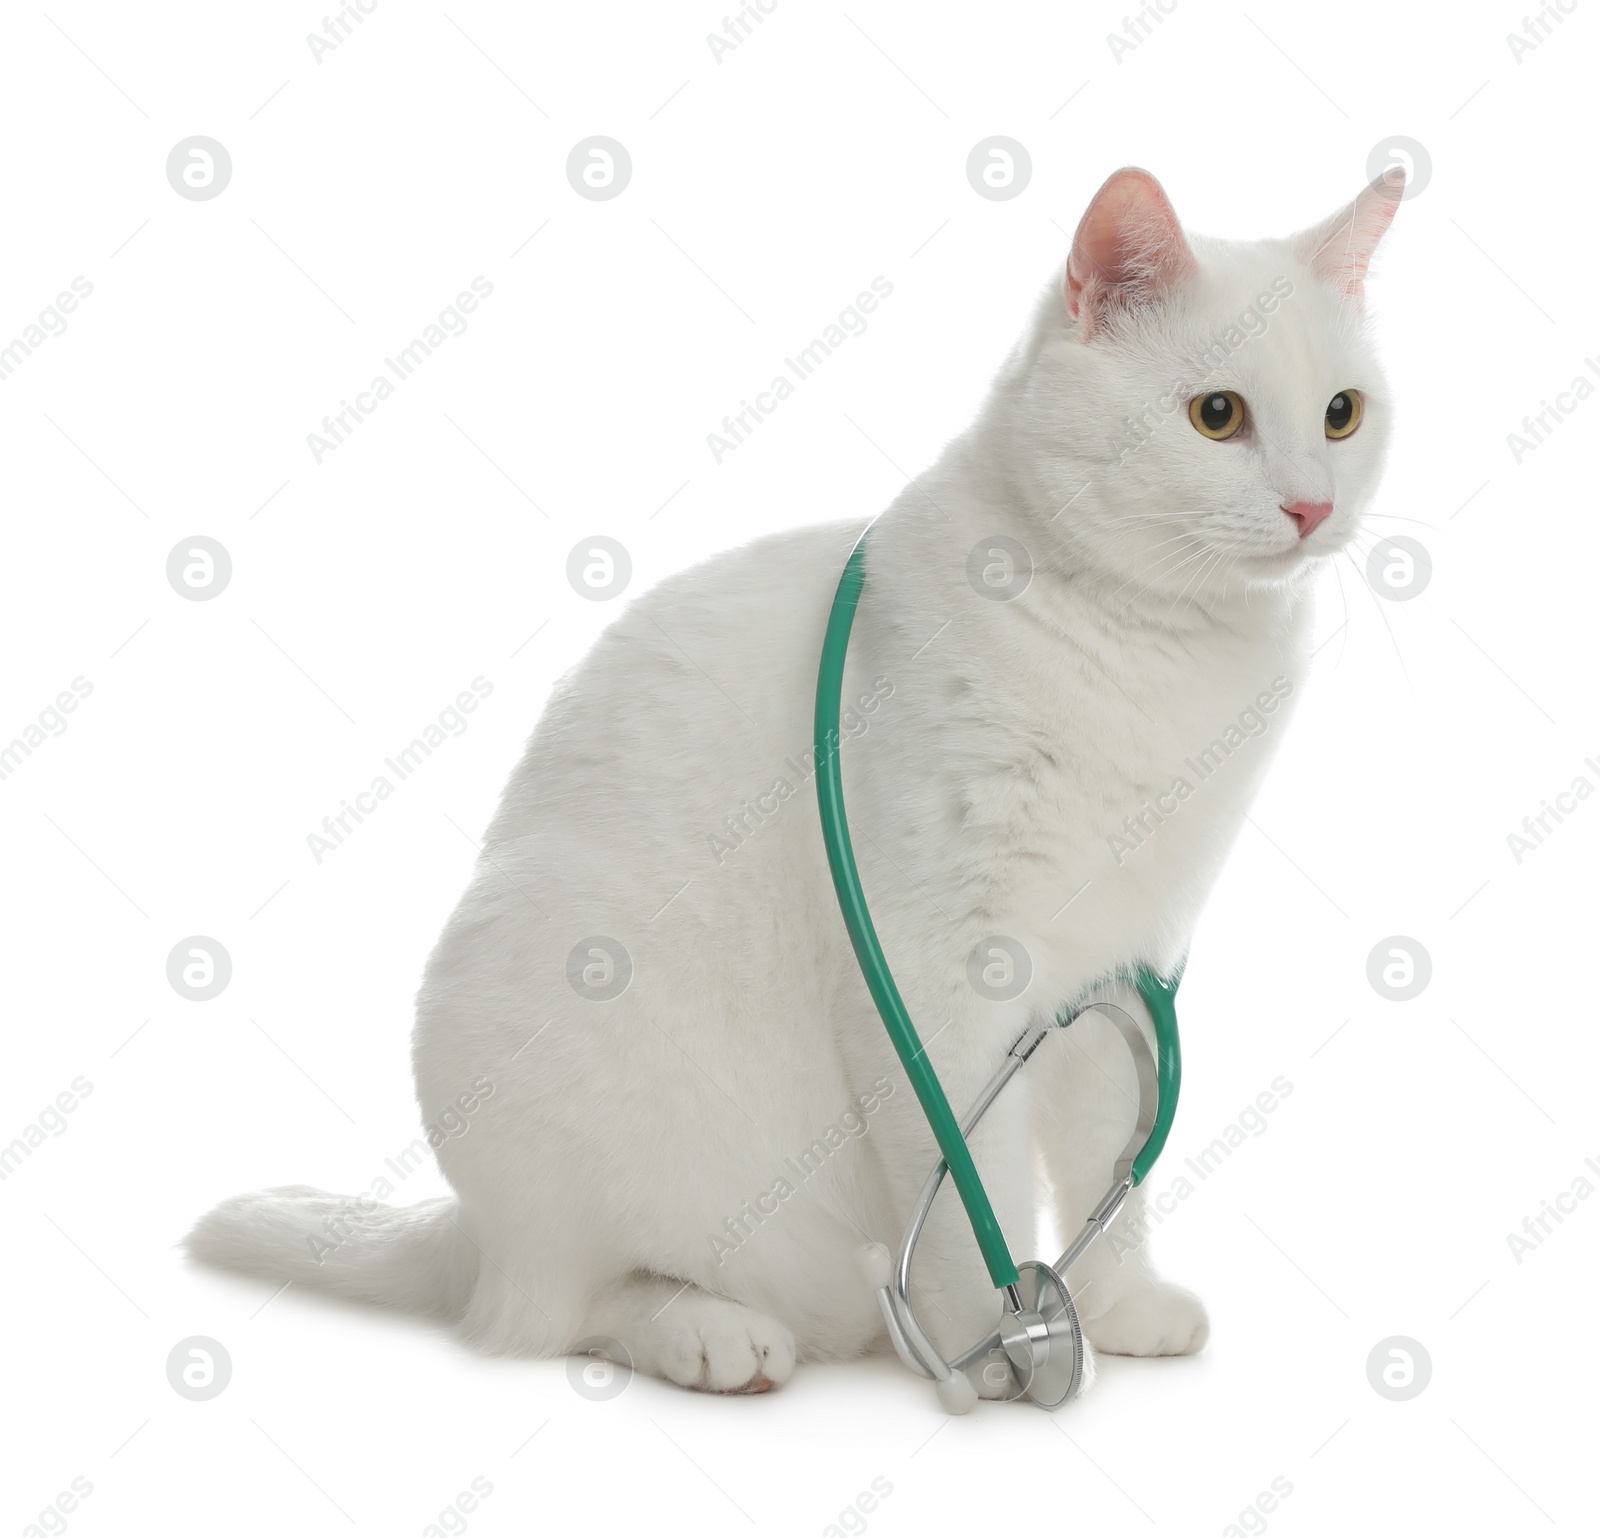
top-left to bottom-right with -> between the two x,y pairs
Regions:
1283,500 -> 1332,539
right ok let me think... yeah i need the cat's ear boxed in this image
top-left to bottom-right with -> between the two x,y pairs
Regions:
1065,168 -> 1197,336
1292,172 -> 1403,303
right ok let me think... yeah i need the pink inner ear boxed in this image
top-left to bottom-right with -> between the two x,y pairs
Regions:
1298,173 -> 1402,300
1066,168 -> 1197,331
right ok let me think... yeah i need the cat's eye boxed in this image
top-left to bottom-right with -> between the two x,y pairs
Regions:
1324,389 -> 1363,439
1189,390 -> 1245,441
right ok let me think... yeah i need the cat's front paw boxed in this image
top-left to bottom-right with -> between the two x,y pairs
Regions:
1084,1281 -> 1208,1357
659,1301 -> 797,1394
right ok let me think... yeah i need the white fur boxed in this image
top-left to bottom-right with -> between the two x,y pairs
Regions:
188,170 -> 1398,1397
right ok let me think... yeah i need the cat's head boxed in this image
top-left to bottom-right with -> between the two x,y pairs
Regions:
1018,166 -> 1401,601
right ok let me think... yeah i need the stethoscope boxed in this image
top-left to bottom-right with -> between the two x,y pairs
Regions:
814,533 -> 1183,1412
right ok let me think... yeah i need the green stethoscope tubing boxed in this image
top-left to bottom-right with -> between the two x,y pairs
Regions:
814,535 -> 1184,1292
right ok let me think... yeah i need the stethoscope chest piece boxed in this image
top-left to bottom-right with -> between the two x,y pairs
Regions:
1002,1261 -> 1082,1408
958,1258 -> 1083,1408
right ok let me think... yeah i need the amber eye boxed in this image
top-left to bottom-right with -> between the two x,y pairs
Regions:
1325,389 -> 1362,439
1189,390 -> 1245,440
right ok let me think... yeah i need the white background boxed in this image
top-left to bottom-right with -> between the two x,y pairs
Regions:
2,2 -> 1595,1535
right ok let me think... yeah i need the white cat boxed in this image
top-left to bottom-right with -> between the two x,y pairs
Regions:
189,167 -> 1400,1399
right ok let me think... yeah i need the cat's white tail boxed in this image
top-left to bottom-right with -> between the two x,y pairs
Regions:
184,1186 -> 476,1316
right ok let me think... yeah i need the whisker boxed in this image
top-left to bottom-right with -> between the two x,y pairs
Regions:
1118,540 -> 1218,615
1362,510 -> 1438,531
1339,548 -> 1415,697
1104,535 -> 1209,602
1171,546 -> 1227,620
1110,534 -> 1211,599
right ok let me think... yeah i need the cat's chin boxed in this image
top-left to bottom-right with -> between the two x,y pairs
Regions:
1224,543 -> 1333,591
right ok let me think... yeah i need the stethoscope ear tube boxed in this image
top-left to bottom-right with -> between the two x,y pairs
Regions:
816,535 -> 1185,1404
814,537 -> 1022,1290
1130,966 -> 1183,1185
